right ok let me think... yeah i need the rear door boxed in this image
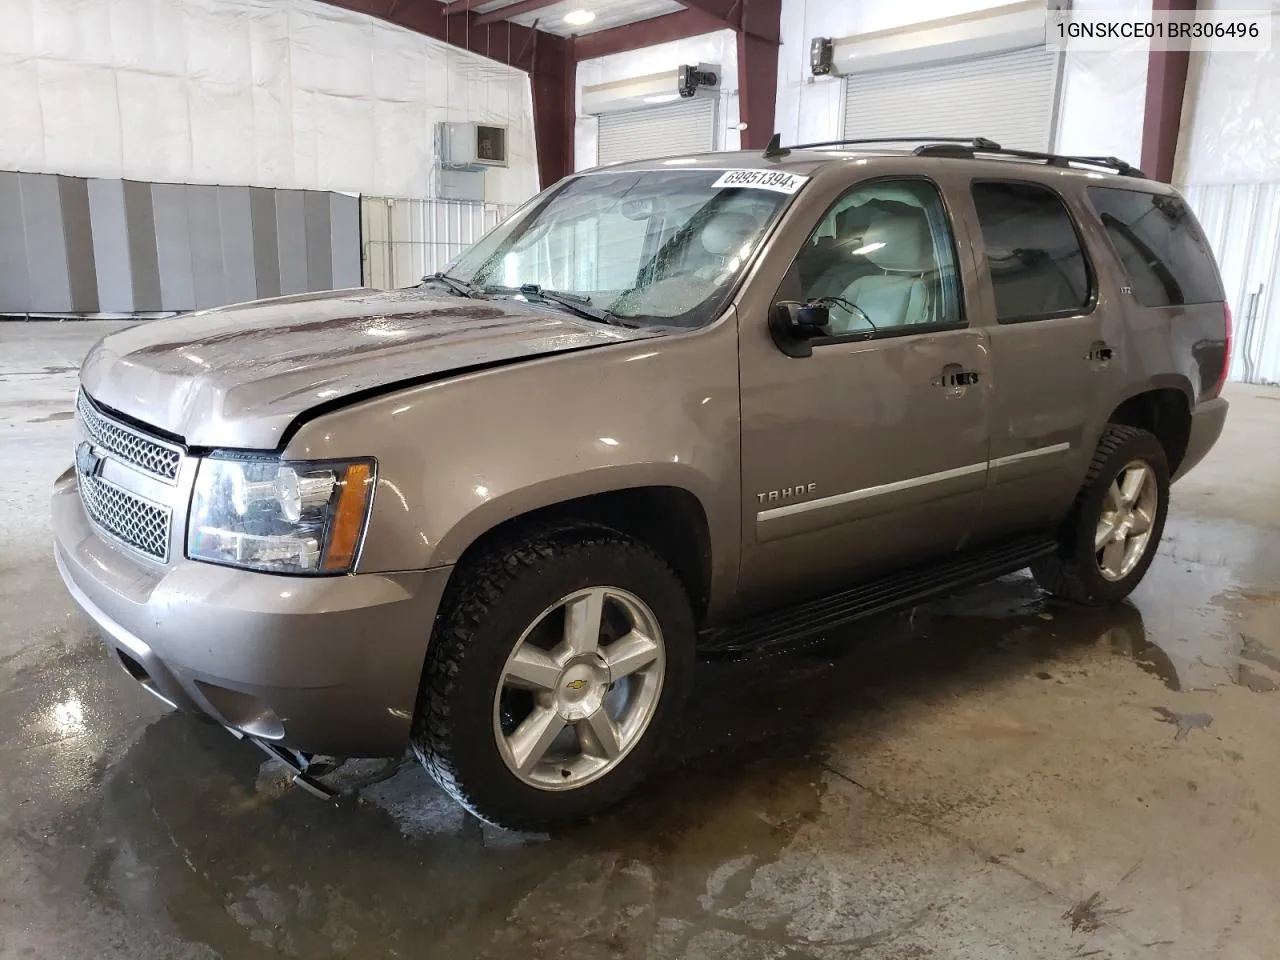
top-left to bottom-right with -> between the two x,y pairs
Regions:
959,179 -> 1130,540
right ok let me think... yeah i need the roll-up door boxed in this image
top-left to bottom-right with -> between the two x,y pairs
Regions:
597,98 -> 716,166
843,46 -> 1060,152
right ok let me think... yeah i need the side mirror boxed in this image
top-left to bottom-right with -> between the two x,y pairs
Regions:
769,300 -> 829,357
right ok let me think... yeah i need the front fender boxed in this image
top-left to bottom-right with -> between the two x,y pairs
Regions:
283,316 -> 743,606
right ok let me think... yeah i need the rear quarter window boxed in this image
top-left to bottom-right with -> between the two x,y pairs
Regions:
1087,187 -> 1225,307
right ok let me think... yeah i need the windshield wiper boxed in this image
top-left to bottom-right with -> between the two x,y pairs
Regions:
487,283 -> 634,327
421,272 -> 480,298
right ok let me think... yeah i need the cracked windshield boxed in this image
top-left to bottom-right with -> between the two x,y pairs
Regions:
442,169 -> 793,327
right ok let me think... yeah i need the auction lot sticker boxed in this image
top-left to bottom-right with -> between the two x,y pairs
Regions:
711,170 -> 810,194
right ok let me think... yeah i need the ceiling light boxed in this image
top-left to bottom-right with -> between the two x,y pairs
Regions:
564,9 -> 595,26
644,93 -> 681,104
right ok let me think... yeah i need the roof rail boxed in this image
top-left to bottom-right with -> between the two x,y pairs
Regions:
786,136 -> 1002,152
912,141 -> 1146,178
780,135 -> 1146,178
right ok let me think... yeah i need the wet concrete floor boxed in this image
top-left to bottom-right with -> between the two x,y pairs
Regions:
3,320 -> 1280,959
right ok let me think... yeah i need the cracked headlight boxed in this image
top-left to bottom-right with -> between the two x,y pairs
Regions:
187,456 -> 376,574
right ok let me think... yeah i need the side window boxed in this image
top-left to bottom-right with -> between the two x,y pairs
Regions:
784,179 -> 963,337
1087,187 -> 1225,307
971,181 -> 1092,323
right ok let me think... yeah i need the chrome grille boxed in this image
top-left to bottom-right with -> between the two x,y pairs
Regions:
76,391 -> 182,483
78,470 -> 172,561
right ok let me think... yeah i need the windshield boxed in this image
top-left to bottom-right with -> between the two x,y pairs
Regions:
444,170 -> 796,327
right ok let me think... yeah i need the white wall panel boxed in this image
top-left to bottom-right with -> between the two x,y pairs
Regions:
1185,183 -> 1280,386
1178,1 -> 1280,186
776,0 -> 1148,163
575,30 -> 740,171
0,0 -> 539,205
361,196 -> 515,291
1053,0 -> 1149,162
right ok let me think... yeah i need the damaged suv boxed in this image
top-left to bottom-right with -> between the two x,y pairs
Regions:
53,138 -> 1230,830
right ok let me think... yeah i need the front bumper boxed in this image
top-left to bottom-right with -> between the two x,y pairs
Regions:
52,465 -> 453,758
1173,396 -> 1229,482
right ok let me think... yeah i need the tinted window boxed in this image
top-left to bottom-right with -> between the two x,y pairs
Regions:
971,182 -> 1092,322
1088,187 -> 1224,306
783,179 -> 963,336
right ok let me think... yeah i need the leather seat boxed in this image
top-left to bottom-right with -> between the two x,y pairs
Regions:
693,212 -> 759,281
830,211 -> 936,334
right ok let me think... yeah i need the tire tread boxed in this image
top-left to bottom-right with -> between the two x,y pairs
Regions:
1031,423 -> 1161,605
412,522 -> 685,830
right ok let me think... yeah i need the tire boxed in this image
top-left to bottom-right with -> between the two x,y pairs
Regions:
412,524 -> 695,831
1031,424 -> 1170,606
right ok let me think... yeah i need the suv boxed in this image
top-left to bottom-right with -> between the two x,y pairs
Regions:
52,138 -> 1230,830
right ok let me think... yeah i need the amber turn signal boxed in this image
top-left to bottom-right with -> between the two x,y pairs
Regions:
321,462 -> 374,572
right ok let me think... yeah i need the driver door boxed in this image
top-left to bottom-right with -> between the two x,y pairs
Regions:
736,174 -> 993,611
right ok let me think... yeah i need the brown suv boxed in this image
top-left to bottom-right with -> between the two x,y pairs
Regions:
52,138 -> 1230,830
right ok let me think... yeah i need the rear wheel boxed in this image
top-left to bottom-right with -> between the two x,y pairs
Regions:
413,526 -> 694,831
1032,424 -> 1169,605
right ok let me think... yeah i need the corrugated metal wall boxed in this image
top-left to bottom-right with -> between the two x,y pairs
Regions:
1184,183 -> 1280,386
361,197 -> 515,290
843,47 -> 1061,152
0,170 -> 360,317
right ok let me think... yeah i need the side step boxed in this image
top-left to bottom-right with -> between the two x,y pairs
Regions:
698,535 -> 1057,659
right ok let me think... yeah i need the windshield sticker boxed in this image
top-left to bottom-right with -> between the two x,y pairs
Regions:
711,170 -> 810,194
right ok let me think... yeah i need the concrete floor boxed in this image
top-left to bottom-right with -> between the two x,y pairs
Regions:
3,320 -> 1280,960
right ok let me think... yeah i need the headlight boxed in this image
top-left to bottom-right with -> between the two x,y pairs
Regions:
187,456 -> 376,574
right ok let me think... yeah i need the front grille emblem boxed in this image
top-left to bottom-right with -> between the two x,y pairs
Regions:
76,441 -> 105,478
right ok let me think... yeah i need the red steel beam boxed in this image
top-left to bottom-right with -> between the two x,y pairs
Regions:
736,0 -> 781,150
676,0 -> 779,43
1141,0 -> 1198,182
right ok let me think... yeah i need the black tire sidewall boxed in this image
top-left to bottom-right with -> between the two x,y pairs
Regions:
421,533 -> 694,830
1066,430 -> 1170,603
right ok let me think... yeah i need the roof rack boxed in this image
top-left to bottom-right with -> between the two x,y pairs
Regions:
785,136 -> 1002,152
775,135 -> 1146,179
912,141 -> 1147,178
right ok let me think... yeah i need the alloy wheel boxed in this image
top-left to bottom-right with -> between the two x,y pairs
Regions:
1095,459 -> 1159,582
492,586 -> 665,791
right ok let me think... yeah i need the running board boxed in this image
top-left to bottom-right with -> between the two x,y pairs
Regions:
698,535 -> 1057,659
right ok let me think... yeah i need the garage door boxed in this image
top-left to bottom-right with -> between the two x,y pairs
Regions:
843,46 -> 1060,152
597,98 -> 716,166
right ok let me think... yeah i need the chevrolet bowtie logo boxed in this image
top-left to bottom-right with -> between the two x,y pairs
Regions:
75,441 -> 105,478
565,679 -> 586,690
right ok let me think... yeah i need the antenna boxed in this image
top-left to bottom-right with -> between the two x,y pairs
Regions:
763,133 -> 791,160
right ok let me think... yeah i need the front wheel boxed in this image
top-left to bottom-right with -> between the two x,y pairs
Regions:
1032,424 -> 1170,605
412,526 -> 695,831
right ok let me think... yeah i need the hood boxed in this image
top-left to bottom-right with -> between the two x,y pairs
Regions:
80,287 -> 658,449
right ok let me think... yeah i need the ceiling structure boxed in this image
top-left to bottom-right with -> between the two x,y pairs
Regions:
438,0 -> 687,38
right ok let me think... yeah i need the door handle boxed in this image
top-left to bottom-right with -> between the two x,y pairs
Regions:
1086,341 -> 1114,363
931,367 -> 980,388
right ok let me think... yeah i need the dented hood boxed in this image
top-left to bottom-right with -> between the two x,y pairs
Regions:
80,287 -> 657,449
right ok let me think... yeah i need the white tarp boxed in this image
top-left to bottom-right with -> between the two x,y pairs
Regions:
1177,1 -> 1280,186
0,0 -> 540,204
1053,0 -> 1151,165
